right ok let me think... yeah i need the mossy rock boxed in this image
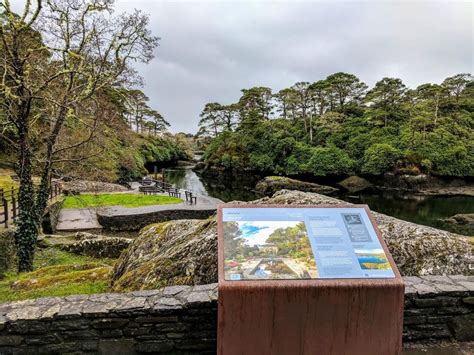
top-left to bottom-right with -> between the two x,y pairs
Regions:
111,190 -> 471,291
111,219 -> 217,291
256,176 -> 338,196
11,264 -> 111,291
338,176 -> 373,193
43,232 -> 132,259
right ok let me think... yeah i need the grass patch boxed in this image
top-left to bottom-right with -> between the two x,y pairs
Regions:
0,175 -> 18,192
63,193 -> 182,208
0,247 -> 115,303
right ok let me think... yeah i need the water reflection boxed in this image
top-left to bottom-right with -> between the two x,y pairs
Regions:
163,165 -> 474,236
165,168 -> 208,196
340,192 -> 474,236
164,166 -> 262,202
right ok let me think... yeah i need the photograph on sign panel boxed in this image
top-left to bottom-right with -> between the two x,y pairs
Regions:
355,248 -> 391,270
223,221 -> 318,280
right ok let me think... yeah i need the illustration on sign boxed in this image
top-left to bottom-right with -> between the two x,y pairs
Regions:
222,207 -> 395,280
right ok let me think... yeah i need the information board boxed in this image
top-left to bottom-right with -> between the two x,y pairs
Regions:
221,206 -> 395,280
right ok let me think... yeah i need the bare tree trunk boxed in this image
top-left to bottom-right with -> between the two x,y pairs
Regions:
434,94 -> 439,125
36,104 -> 68,218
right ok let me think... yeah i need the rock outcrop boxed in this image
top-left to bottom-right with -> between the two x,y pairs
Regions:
380,174 -> 474,196
443,213 -> 474,225
338,176 -> 373,193
255,176 -> 337,196
111,219 -> 217,291
111,190 -> 472,290
59,179 -> 129,194
43,232 -> 132,259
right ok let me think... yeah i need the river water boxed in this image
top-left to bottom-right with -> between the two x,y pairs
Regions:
163,164 -> 474,236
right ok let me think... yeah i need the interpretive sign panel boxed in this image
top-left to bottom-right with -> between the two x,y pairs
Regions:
222,206 -> 395,280
217,204 -> 404,355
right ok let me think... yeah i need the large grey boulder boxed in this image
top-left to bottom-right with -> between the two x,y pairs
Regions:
338,176 -> 373,193
60,179 -> 128,194
255,176 -> 337,196
111,190 -> 472,291
111,219 -> 217,291
443,213 -> 474,225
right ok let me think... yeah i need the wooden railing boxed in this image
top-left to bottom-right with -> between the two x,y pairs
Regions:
0,183 -> 62,229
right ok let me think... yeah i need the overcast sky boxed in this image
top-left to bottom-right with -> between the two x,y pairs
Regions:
16,0 -> 474,133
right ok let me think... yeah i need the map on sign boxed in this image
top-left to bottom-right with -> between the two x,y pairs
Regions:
221,207 -> 395,280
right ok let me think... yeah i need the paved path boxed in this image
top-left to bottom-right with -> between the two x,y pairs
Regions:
56,208 -> 103,232
99,194 -> 222,217
56,192 -> 222,232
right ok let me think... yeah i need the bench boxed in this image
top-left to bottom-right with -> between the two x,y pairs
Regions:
184,190 -> 197,204
142,178 -> 153,186
155,181 -> 173,192
168,188 -> 181,198
139,184 -> 164,195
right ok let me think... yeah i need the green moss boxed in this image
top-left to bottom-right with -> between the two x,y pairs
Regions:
0,174 -> 18,192
0,247 -> 115,303
33,247 -> 114,269
140,221 -> 169,234
267,176 -> 286,181
0,278 -> 110,302
63,193 -> 182,208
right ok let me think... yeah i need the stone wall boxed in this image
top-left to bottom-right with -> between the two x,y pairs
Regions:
0,276 -> 473,354
97,209 -> 216,231
0,284 -> 218,354
404,275 -> 474,342
41,197 -> 64,234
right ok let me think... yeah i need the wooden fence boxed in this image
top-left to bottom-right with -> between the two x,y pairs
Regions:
0,183 -> 62,229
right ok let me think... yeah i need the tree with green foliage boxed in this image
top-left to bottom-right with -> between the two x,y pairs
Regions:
199,72 -> 473,180
442,73 -> 472,107
291,82 -> 312,136
326,72 -> 368,108
0,0 -> 158,272
416,83 -> 445,125
365,78 -> 408,127
198,103 -> 224,137
275,88 -> 298,120
238,87 -> 274,123
308,145 -> 355,176
362,143 -> 401,175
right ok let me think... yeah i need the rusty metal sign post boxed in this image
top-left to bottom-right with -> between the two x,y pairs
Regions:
217,204 -> 404,355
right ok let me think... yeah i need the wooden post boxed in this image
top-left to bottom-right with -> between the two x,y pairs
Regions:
11,196 -> 16,221
154,165 -> 158,180
3,199 -> 8,228
162,168 -> 165,183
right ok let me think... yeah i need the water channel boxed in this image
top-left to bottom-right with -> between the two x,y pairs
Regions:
163,163 -> 474,236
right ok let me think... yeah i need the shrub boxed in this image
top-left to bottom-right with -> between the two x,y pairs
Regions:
307,146 -> 355,176
420,159 -> 433,173
362,143 -> 401,175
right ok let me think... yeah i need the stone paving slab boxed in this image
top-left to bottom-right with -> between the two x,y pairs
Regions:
55,208 -> 102,232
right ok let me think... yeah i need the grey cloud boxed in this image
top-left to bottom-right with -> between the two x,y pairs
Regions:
117,1 -> 473,132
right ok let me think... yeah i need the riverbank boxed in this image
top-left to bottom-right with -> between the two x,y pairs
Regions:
157,163 -> 474,236
196,164 -> 474,196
